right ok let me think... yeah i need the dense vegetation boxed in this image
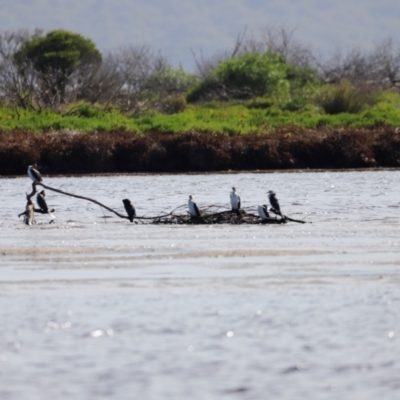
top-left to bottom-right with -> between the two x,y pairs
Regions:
1,28 -> 400,174
0,27 -> 400,134
0,90 -> 400,134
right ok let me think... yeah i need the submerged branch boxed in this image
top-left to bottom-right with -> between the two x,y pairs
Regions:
38,182 -> 130,220
19,180 -> 309,226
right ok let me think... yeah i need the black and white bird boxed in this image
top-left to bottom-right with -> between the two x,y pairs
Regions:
27,165 -> 43,182
258,204 -> 269,220
122,199 -> 136,222
188,195 -> 201,218
36,190 -> 55,219
268,190 -> 282,216
230,187 -> 241,212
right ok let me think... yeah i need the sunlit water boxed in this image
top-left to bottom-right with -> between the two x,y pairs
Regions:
0,170 -> 400,400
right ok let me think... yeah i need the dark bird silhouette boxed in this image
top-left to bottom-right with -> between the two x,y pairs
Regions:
37,190 -> 55,219
122,199 -> 136,222
28,165 -> 43,182
37,190 -> 48,212
268,190 -> 282,216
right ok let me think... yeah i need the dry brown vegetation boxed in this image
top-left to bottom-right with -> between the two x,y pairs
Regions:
1,127 -> 400,176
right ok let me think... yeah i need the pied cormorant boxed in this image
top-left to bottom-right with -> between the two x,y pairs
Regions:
188,195 -> 201,218
28,165 -> 43,182
122,199 -> 136,222
268,190 -> 282,216
37,190 -> 55,219
258,204 -> 269,220
230,187 -> 241,212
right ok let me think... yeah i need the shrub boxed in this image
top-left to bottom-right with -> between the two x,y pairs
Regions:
216,52 -> 288,98
187,52 -> 320,106
66,102 -> 104,118
186,76 -> 221,103
161,96 -> 187,114
315,82 -> 369,114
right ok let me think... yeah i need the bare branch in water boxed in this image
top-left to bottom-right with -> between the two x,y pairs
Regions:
18,180 -> 309,225
38,182 -> 130,220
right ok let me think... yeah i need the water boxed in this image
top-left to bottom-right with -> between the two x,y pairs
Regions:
0,170 -> 400,399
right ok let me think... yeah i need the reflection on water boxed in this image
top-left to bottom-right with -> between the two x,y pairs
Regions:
0,170 -> 400,399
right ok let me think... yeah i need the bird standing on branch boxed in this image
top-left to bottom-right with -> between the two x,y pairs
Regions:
37,190 -> 55,219
28,165 -> 43,182
188,195 -> 201,218
230,187 -> 241,213
258,204 -> 269,220
122,199 -> 136,222
268,190 -> 282,217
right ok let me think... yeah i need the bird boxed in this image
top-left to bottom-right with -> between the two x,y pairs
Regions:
37,190 -> 55,219
24,195 -> 35,225
122,199 -> 136,222
268,190 -> 282,216
27,165 -> 43,182
188,195 -> 201,218
230,187 -> 241,212
258,204 -> 269,220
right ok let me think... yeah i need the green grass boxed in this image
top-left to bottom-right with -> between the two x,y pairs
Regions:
2,92 -> 400,134
0,106 -> 139,133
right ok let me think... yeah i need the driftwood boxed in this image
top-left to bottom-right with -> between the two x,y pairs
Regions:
145,205 -> 306,225
19,178 -> 309,225
269,208 -> 308,224
39,182 -> 130,220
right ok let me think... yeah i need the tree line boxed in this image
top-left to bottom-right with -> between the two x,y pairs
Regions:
0,27 -> 399,114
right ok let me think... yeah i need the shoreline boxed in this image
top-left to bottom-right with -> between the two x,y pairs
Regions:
1,127 -> 400,176
2,167 -> 400,180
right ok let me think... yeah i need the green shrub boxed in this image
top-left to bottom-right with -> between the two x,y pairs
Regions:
315,82 -> 368,114
161,96 -> 187,114
147,67 -> 200,95
187,52 -> 320,106
186,76 -> 221,103
216,52 -> 288,98
247,97 -> 274,109
66,102 -> 104,118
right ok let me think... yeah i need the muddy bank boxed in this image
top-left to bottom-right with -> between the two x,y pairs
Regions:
1,127 -> 400,176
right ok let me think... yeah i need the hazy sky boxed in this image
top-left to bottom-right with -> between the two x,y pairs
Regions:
1,0 -> 399,71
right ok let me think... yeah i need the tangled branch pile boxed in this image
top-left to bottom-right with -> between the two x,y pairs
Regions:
145,205 -> 289,225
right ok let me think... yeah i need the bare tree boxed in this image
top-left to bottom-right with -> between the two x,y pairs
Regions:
191,25 -> 316,78
371,39 -> 400,88
97,45 -> 170,111
0,29 -> 42,109
314,39 -> 400,89
74,51 -> 124,107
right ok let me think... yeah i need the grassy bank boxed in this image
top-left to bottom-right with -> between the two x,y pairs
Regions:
1,127 -> 400,176
1,92 -> 400,175
1,90 -> 400,134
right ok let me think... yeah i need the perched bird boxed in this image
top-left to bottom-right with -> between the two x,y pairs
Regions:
37,190 -> 55,219
230,187 -> 241,212
268,190 -> 282,216
258,204 -> 269,220
188,195 -> 201,218
24,195 -> 35,225
122,199 -> 136,222
27,165 -> 43,182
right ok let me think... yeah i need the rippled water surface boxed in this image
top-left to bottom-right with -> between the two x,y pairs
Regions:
1,170 -> 400,400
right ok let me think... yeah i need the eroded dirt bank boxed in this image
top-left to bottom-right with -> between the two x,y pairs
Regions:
1,127 -> 400,176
